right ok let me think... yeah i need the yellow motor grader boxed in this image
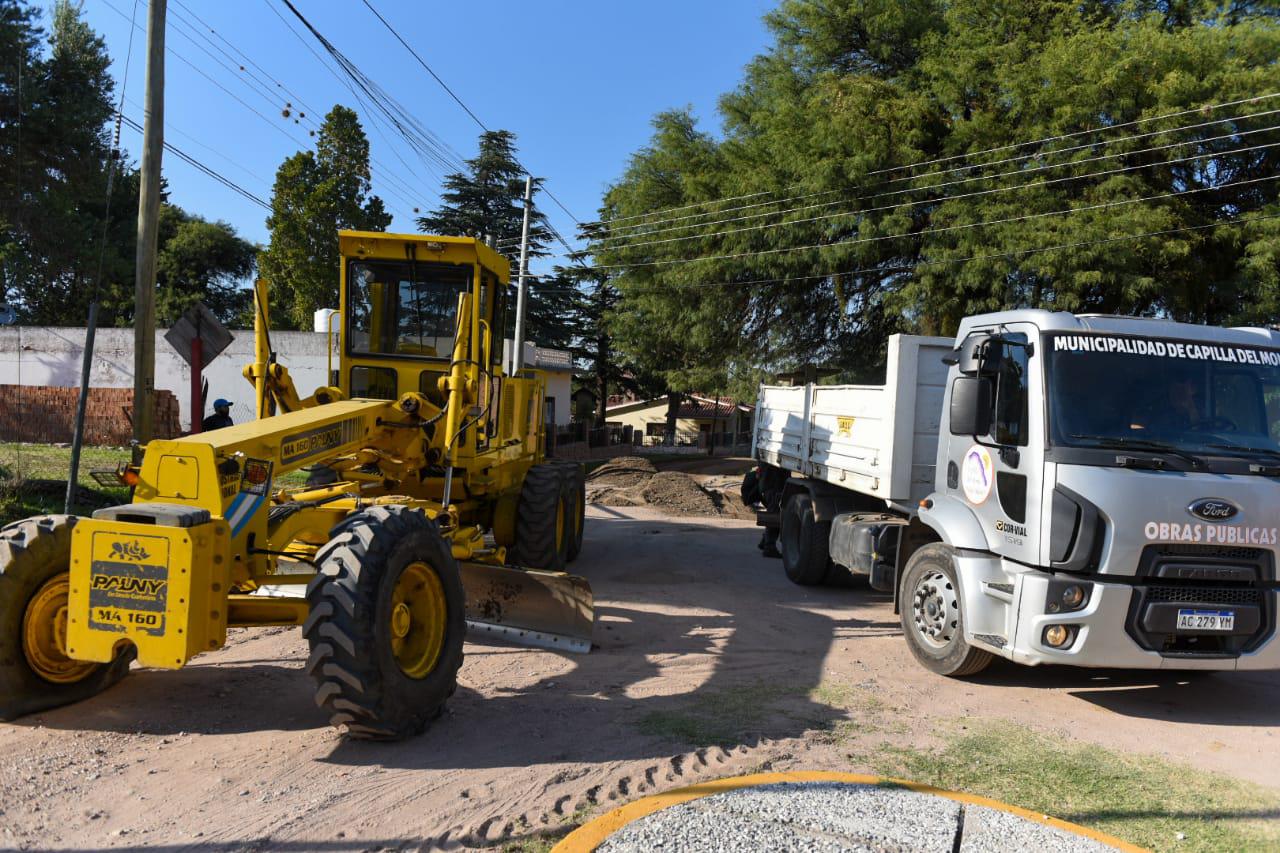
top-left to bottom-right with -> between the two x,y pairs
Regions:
0,231 -> 590,739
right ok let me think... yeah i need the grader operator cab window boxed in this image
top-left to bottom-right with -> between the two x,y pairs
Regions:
347,260 -> 471,359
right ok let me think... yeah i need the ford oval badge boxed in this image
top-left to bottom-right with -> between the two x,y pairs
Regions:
1188,498 -> 1239,522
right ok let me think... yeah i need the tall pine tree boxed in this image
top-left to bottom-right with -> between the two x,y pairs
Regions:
260,105 -> 390,329
419,130 -> 585,353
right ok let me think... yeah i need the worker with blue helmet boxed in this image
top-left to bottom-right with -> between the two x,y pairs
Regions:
202,398 -> 234,431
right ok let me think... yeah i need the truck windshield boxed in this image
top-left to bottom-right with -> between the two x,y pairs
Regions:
1046,333 -> 1280,458
347,260 -> 471,359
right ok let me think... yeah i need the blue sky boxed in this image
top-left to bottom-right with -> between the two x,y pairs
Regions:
80,0 -> 775,273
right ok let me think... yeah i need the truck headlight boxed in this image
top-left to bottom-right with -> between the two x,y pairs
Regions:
1045,580 -> 1092,614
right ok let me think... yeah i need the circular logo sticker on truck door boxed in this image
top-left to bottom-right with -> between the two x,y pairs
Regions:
961,445 -> 994,504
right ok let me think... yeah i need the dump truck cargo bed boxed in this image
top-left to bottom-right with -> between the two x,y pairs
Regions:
753,334 -> 953,506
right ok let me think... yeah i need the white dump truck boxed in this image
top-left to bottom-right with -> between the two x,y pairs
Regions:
753,310 -> 1280,675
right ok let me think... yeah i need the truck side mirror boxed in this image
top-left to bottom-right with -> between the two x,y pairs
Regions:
950,376 -> 993,436
953,333 -> 1005,376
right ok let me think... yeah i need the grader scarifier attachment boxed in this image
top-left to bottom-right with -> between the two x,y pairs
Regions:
0,232 -> 592,739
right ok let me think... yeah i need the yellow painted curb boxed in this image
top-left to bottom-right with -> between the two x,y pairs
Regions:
552,770 -> 1149,852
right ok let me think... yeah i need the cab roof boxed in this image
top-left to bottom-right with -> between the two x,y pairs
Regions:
338,230 -> 510,284
957,308 -> 1280,350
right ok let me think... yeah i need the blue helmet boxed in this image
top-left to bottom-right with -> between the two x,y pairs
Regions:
213,399 -> 231,410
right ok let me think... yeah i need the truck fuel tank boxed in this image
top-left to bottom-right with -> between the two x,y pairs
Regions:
830,513 -> 906,591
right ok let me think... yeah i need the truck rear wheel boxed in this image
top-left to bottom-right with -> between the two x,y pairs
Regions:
899,544 -> 992,677
305,506 -> 465,740
0,516 -> 132,721
780,492 -> 831,586
511,464 -> 571,572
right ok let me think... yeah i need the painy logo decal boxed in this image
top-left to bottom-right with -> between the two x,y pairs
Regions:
961,445 -> 994,504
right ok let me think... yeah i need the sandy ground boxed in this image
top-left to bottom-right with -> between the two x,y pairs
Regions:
2,503 -> 1278,852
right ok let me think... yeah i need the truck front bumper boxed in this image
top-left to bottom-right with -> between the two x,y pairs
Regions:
992,569 -> 1280,670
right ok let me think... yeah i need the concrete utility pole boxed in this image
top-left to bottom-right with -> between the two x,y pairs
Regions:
132,0 -> 166,446
512,175 -> 534,374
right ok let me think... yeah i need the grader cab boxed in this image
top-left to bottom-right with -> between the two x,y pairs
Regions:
0,231 -> 590,740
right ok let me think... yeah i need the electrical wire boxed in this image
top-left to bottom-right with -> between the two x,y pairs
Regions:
587,168 -> 1280,270
528,211 -> 1280,295
597,134 -> 1280,252
119,114 -> 271,209
598,107 -> 1280,241
584,91 -> 1280,230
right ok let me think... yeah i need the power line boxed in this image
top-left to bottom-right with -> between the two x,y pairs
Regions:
587,168 -> 1280,271
114,0 -> 428,220
598,105 -> 1280,241
357,0 -> 587,235
597,133 -> 1280,252
585,91 -> 1280,231
530,211 -> 1280,295
119,114 -> 271,210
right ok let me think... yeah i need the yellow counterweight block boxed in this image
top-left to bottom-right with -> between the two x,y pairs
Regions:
66,509 -> 231,669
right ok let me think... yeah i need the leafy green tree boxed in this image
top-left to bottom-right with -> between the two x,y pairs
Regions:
155,206 -> 257,326
419,130 -> 585,354
595,0 -> 1280,386
0,0 -> 137,326
0,1 -> 256,328
260,105 -> 390,328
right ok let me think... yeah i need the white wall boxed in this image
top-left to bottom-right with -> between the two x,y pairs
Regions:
0,326 -> 576,430
0,326 -> 334,430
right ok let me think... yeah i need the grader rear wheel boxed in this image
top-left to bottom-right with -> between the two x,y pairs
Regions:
304,506 -> 465,740
550,461 -> 586,562
510,464 -> 572,573
0,516 -> 132,721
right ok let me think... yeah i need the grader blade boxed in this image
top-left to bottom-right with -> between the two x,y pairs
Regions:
460,562 -> 593,654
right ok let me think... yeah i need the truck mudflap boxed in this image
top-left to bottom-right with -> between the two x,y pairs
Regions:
1001,570 -> 1280,670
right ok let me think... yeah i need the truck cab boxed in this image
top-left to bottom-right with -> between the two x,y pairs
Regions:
917,309 -> 1280,671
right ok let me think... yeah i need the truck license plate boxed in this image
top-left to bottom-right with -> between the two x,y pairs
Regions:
1176,609 -> 1235,632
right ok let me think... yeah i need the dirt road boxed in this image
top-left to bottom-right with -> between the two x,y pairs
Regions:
2,505 -> 1278,851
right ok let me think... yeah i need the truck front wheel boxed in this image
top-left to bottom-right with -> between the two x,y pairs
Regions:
899,544 -> 992,677
780,492 -> 831,586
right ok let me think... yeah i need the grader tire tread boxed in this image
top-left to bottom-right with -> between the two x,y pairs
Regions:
511,464 -> 569,572
304,505 -> 465,740
0,515 -> 132,721
548,460 -> 586,562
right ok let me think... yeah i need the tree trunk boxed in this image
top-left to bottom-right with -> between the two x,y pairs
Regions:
664,390 -> 681,447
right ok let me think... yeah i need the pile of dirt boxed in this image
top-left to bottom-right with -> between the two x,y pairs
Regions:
641,471 -> 722,517
586,456 -> 756,519
587,456 -> 658,488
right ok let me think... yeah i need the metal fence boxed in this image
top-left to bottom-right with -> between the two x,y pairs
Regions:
0,441 -> 132,524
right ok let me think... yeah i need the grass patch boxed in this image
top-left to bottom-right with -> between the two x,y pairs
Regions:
0,443 -> 131,524
637,684 -> 796,746
867,721 -> 1280,852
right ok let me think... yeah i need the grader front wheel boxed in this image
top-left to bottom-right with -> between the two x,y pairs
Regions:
0,516 -> 132,721
305,506 -> 465,740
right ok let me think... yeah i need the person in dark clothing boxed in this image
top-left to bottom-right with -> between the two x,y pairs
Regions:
202,398 -> 234,431
742,464 -> 786,559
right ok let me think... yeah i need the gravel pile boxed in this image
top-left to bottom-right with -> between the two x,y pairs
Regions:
597,781 -> 1117,852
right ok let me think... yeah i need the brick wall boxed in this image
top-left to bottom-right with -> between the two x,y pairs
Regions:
0,386 -> 182,445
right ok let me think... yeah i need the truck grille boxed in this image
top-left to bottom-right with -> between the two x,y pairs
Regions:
1146,586 -> 1262,606
1126,545 -> 1274,657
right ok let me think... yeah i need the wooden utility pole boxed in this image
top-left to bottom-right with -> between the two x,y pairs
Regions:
133,0 -> 166,445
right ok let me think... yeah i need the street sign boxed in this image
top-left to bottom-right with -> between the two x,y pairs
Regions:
0,303 -> 15,326
164,301 -> 234,369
